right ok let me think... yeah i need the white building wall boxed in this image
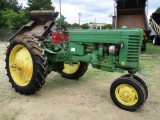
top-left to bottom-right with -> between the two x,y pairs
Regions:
88,23 -> 106,29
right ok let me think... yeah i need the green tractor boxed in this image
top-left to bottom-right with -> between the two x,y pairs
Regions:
6,10 -> 148,111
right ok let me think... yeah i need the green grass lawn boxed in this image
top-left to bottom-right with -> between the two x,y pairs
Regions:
140,42 -> 160,84
144,42 -> 160,55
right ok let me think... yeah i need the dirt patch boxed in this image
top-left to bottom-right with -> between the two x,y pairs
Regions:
140,54 -> 153,58
156,66 -> 160,74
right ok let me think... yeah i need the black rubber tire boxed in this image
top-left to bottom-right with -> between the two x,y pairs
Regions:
110,77 -> 146,111
141,42 -> 146,52
149,35 -> 154,41
6,36 -> 47,95
59,62 -> 88,79
121,74 -> 148,100
153,36 -> 160,45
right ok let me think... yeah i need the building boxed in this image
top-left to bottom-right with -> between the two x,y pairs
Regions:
88,23 -> 106,29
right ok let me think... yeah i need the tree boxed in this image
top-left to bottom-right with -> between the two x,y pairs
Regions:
72,23 -> 80,27
0,0 -> 24,29
56,15 -> 72,27
81,23 -> 89,29
155,7 -> 160,13
101,24 -> 112,29
0,0 -> 6,10
56,15 -> 66,25
0,0 -> 22,12
1,9 -> 29,30
27,0 -> 54,10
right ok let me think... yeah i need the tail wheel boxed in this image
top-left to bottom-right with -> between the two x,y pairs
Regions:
59,62 -> 88,79
121,74 -> 148,100
6,36 -> 47,95
110,77 -> 146,111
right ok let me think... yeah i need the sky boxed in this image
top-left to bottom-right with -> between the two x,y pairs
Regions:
18,0 -> 160,24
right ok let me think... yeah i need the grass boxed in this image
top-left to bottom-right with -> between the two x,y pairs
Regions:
0,41 -> 8,43
140,42 -> 160,80
143,41 -> 160,55
141,42 -> 160,69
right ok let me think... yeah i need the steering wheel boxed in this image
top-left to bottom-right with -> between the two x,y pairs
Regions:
56,25 -> 68,40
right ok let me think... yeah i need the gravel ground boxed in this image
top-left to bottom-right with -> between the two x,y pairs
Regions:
0,42 -> 160,120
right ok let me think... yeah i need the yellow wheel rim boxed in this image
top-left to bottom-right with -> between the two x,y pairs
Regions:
9,45 -> 33,86
62,62 -> 80,74
115,84 -> 138,106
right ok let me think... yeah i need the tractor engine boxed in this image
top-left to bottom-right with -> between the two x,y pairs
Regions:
64,27 -> 142,73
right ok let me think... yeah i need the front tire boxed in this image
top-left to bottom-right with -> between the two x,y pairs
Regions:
120,74 -> 148,100
6,36 -> 47,95
110,77 -> 146,111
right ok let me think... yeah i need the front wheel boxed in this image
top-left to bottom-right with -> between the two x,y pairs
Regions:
59,62 -> 88,79
110,77 -> 146,111
120,74 -> 148,100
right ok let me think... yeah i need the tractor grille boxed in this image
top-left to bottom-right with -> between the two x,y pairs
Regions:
127,35 -> 140,62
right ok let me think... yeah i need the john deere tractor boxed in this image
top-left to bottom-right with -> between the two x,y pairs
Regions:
5,10 -> 148,111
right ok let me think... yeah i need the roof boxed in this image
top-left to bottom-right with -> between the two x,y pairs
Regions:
116,0 -> 147,9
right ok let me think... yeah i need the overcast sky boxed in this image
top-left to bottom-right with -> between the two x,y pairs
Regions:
18,0 -> 159,24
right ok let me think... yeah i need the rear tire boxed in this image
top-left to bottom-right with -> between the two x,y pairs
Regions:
59,62 -> 88,79
110,77 -> 146,111
6,36 -> 47,95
